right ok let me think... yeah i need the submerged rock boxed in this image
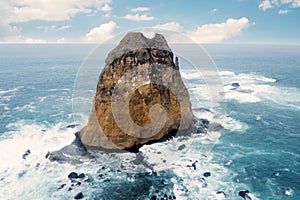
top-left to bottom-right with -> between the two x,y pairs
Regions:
80,32 -> 194,152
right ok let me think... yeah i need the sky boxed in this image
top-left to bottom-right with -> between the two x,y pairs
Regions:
0,0 -> 299,44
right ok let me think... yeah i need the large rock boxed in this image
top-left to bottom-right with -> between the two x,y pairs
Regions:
80,32 -> 194,152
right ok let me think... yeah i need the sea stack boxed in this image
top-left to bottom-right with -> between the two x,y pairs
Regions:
80,32 -> 194,152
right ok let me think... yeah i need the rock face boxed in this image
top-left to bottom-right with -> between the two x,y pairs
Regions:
80,32 -> 193,152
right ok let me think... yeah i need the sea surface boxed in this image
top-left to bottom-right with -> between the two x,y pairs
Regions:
0,44 -> 299,200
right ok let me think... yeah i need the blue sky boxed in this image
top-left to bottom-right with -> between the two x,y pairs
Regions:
0,0 -> 299,44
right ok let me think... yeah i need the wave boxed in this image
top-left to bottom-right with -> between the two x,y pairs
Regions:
0,86 -> 24,95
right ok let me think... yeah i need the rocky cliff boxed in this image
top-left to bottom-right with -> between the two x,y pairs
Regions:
80,32 -> 194,152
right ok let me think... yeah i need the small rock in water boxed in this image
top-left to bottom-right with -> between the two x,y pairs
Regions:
68,172 -> 78,179
150,195 -> 157,200
231,82 -> 240,88
78,173 -> 85,179
203,172 -> 211,177
66,124 -> 79,129
57,184 -> 66,190
161,179 -> 168,185
45,151 -> 50,159
22,149 -> 31,160
192,161 -> 197,170
238,190 -> 252,200
224,160 -> 233,166
177,144 -> 186,151
74,192 -> 83,199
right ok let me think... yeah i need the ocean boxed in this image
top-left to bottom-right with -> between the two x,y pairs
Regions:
0,43 -> 299,200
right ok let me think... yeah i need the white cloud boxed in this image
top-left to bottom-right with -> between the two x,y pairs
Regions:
131,7 -> 150,12
84,21 -> 116,43
290,0 -> 300,7
278,9 -> 290,14
186,17 -> 250,43
123,14 -> 154,21
153,22 -> 181,32
259,0 -> 300,11
101,4 -> 112,12
259,0 -> 274,11
37,25 -> 72,32
1,0 -> 111,23
211,8 -> 219,12
0,0 -> 112,43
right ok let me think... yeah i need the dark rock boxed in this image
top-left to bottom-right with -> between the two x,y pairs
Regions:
200,118 -> 210,125
216,191 -> 226,197
22,149 -> 31,160
231,82 -> 240,88
178,144 -> 186,151
78,173 -> 85,179
66,124 -> 79,129
74,192 -> 83,199
57,183 -> 66,190
203,172 -> 211,177
150,196 -> 157,200
68,172 -> 78,179
45,151 -> 50,159
238,190 -> 251,200
161,179 -> 168,185
192,161 -> 197,170
72,180 -> 81,186
98,174 -> 104,178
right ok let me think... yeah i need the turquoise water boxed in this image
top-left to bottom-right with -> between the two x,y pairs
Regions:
0,44 -> 299,199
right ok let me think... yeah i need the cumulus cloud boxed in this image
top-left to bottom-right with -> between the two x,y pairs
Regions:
84,21 -> 116,43
259,0 -> 275,11
259,0 -> 300,11
153,22 -> 181,32
123,14 -> 154,21
186,17 -> 250,43
0,0 -> 111,42
37,25 -> 72,32
278,9 -> 290,14
211,8 -> 219,12
1,0 -> 111,23
131,7 -> 150,12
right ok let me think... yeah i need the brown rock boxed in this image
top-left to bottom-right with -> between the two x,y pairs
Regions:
80,32 -> 193,152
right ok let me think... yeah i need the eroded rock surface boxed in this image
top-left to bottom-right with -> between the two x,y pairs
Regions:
80,32 -> 194,152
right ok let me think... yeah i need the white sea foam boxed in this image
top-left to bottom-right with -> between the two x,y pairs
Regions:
0,122 -> 76,172
13,102 -> 36,112
0,86 -> 23,95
